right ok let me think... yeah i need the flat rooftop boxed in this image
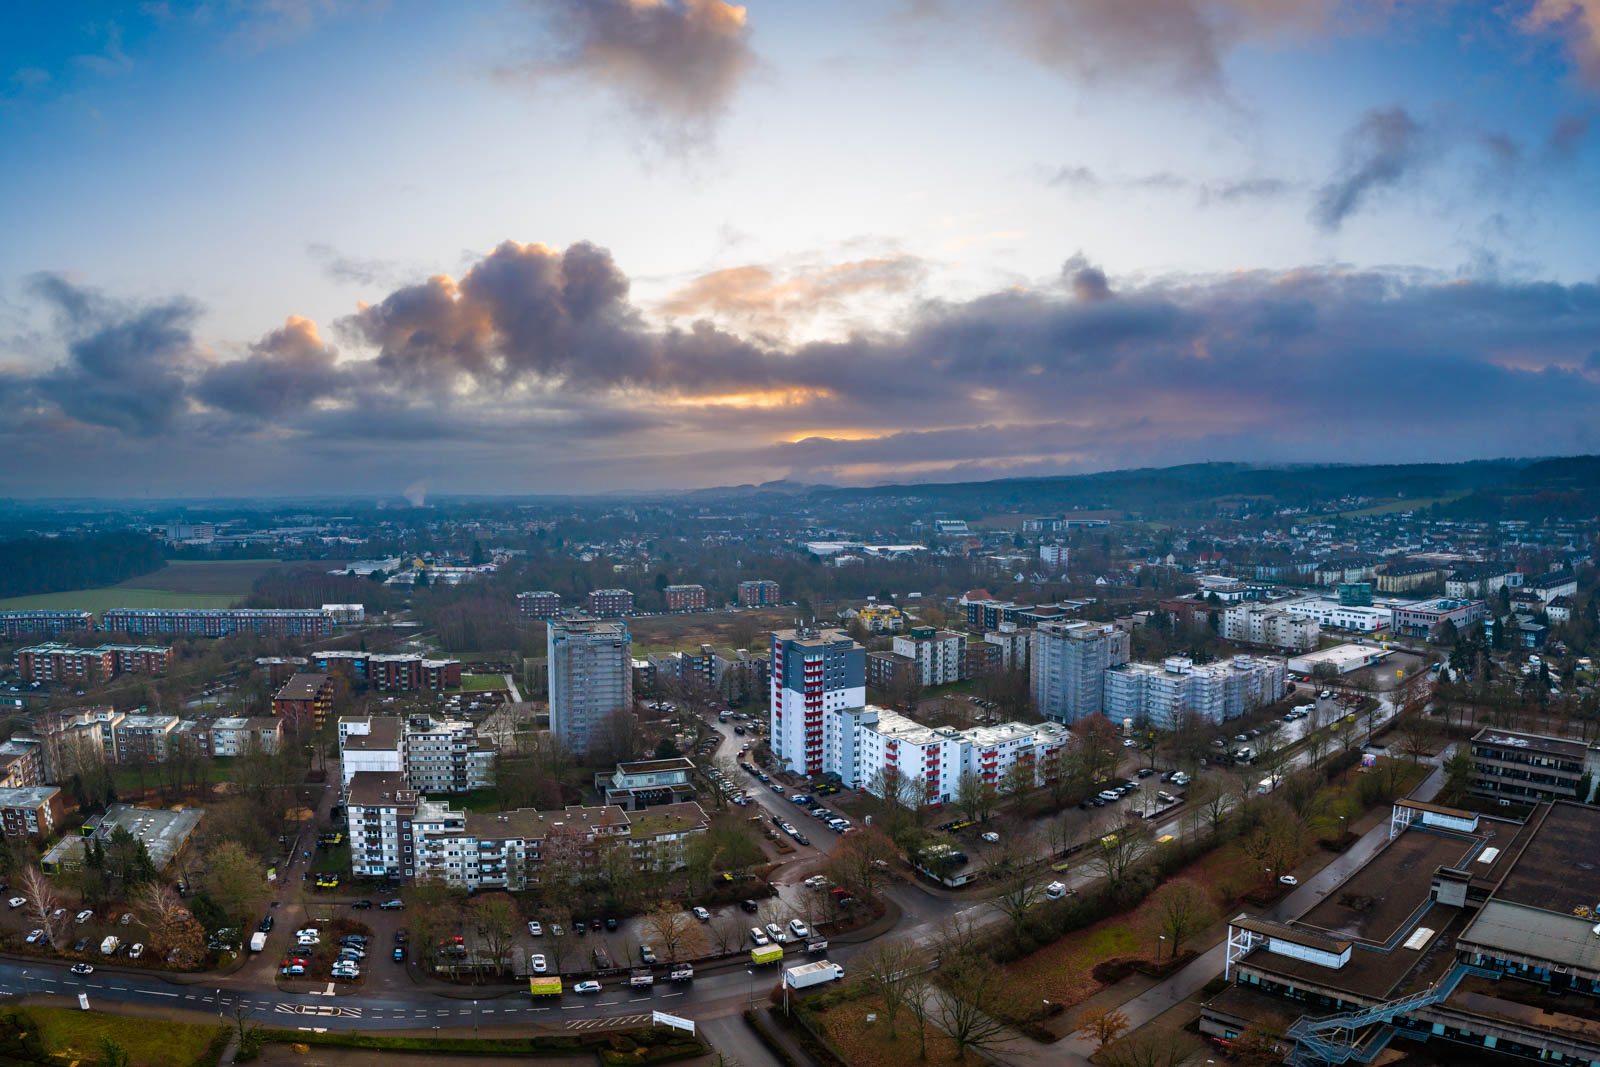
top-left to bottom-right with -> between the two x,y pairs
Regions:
1296,827 -> 1480,947
1492,800 -> 1600,915
1471,726 -> 1591,762
42,804 -> 202,871
1289,644 -> 1394,671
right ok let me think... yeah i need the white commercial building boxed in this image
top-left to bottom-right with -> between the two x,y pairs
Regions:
892,627 -> 965,687
1280,598 -> 1391,632
1221,604 -> 1320,652
1103,655 -> 1288,729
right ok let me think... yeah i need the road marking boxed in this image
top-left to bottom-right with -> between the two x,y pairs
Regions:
661,991 -> 684,997
148,990 -> 177,997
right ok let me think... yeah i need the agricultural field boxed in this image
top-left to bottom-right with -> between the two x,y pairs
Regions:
0,558 -> 282,612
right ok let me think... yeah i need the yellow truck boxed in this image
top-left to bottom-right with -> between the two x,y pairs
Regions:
529,976 -> 562,997
751,944 -> 784,966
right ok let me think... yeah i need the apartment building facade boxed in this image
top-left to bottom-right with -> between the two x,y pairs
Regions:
0,739 -> 46,788
1220,604 -> 1319,652
892,627 -> 965,687
1030,621 -> 1131,724
404,717 -> 494,794
663,584 -> 708,612
344,770 -> 707,889
584,589 -> 634,617
516,591 -> 561,619
272,672 -> 335,731
312,650 -> 462,690
209,716 -> 282,757
1103,654 -> 1288,729
338,716 -> 404,790
770,628 -> 865,778
0,786 -> 64,837
15,643 -> 172,683
0,611 -> 93,639
113,713 -> 180,764
102,608 -> 333,638
737,580 -> 781,607
548,617 -> 633,756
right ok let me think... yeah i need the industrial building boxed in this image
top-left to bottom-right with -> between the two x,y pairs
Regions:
1203,799 -> 1600,1067
41,803 -> 203,873
1287,643 -> 1395,677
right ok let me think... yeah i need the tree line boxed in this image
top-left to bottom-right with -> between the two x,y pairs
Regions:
0,533 -> 165,599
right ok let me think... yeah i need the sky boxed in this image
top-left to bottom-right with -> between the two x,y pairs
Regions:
2,0 -> 1599,498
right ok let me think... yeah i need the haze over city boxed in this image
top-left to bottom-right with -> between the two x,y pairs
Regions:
3,0 -> 1599,498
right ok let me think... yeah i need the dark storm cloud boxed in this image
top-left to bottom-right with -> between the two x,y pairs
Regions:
504,0 -> 756,146
8,240 -> 1600,493
25,274 -> 197,436
1313,106 -> 1426,231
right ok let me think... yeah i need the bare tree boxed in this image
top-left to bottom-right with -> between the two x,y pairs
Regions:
1075,1005 -> 1131,1050
643,904 -> 708,963
1088,815 -> 1152,887
22,868 -> 69,944
932,954 -> 1011,1060
854,938 -> 929,1040
710,914 -> 746,955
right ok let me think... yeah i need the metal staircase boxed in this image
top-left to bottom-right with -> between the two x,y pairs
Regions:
1285,964 -> 1467,1066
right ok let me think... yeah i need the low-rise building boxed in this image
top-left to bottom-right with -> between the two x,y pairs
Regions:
737,580 -> 780,608
112,713 -> 179,764
584,588 -> 634,617
663,584 -> 707,612
14,643 -> 173,683
312,650 -> 461,691
1280,597 -> 1391,632
1389,598 -> 1485,640
344,770 -> 708,889
595,757 -> 697,810
0,610 -> 93,639
41,803 -> 202,873
101,608 -> 333,638
1203,799 -> 1600,1067
1375,561 -> 1442,593
1470,727 -> 1599,804
517,591 -> 561,619
209,716 -> 282,757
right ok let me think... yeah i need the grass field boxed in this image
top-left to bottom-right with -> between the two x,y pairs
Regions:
458,673 -> 509,692
627,607 -> 796,653
28,1006 -> 224,1067
0,558 -> 282,612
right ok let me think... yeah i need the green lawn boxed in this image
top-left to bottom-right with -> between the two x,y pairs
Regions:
458,673 -> 509,692
27,1006 -> 224,1067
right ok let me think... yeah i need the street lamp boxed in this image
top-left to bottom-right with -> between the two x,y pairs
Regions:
473,999 -> 478,1037
746,968 -> 755,1008
1157,935 -> 1166,961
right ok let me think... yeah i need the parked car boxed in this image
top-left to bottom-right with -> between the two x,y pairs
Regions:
789,919 -> 810,939
379,900 -> 404,910
574,981 -> 602,994
24,929 -> 45,945
527,920 -> 543,936
1279,875 -> 1299,886
75,910 -> 94,924
750,928 -> 771,946
531,953 -> 547,973
128,943 -> 144,959
691,906 -> 710,921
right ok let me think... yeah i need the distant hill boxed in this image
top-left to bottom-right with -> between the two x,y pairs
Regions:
812,459 -> 1549,515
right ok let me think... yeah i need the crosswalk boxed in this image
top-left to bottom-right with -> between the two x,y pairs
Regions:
566,1014 -> 653,1031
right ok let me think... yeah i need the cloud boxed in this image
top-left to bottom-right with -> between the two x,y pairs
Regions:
195,315 -> 346,418
307,243 -> 408,287
1547,112 -> 1591,160
505,0 -> 756,147
73,22 -> 134,75
24,274 -> 199,436
8,241 -> 1600,493
657,254 -> 926,335
1522,0 -> 1600,86
1312,106 -> 1427,231
1050,164 -> 1294,206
